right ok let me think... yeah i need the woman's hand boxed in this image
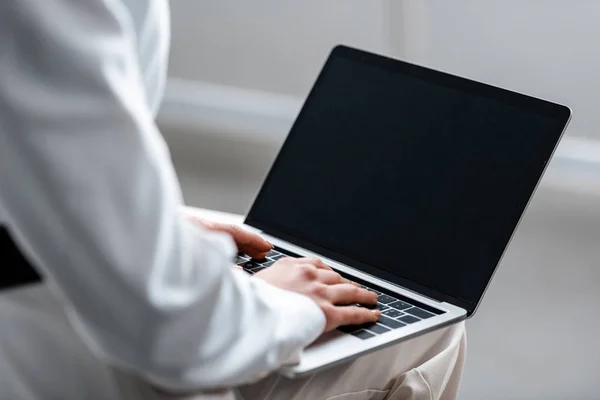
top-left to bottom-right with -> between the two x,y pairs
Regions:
254,257 -> 380,332
185,212 -> 273,259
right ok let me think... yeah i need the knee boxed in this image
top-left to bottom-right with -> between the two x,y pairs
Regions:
447,321 -> 467,342
412,322 -> 467,399
447,321 -> 467,353
432,321 -> 467,363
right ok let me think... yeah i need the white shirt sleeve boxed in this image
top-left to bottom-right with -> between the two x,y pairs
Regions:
0,0 -> 325,392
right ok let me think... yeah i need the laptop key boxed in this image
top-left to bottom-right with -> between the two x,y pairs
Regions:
241,261 -> 261,270
382,309 -> 404,318
270,254 -> 286,260
365,302 -> 388,311
404,307 -> 435,319
340,321 -> 388,335
339,319 -> 381,333
263,260 -> 275,267
366,323 -> 390,335
251,266 -> 266,273
388,300 -> 412,311
376,315 -> 406,329
377,294 -> 397,304
338,324 -> 362,334
351,330 -> 375,340
398,315 -> 420,325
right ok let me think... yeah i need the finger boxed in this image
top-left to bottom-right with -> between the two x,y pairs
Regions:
292,258 -> 357,286
334,306 -> 381,327
328,284 -> 378,306
317,269 -> 345,285
213,223 -> 273,259
343,279 -> 361,287
302,257 -> 332,271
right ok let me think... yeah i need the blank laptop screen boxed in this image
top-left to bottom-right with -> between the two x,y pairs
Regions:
246,46 -> 570,310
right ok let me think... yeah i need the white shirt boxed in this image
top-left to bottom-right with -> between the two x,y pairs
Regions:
0,0 -> 325,392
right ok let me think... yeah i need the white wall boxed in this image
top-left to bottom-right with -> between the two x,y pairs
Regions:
168,0 -> 391,97
393,1 -> 600,140
167,1 -> 600,142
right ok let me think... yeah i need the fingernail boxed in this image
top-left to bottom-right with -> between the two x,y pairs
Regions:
372,310 -> 381,317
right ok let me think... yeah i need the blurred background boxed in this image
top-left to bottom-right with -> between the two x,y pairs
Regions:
158,1 -> 600,399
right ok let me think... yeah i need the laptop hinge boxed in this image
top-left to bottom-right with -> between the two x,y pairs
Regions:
259,232 -> 448,305
354,270 -> 443,304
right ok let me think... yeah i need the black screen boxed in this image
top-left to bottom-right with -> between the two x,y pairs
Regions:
247,47 -> 569,310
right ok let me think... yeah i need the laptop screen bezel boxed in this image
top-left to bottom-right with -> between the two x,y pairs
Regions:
245,45 -> 571,317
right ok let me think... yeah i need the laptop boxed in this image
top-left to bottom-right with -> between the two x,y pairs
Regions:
235,45 -> 571,378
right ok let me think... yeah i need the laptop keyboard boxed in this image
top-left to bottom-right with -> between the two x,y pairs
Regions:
235,250 -> 282,273
235,247 -> 443,340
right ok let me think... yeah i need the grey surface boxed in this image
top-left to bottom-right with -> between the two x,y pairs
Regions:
395,1 -> 600,141
168,0 -> 389,97
166,131 -> 600,400
168,1 -> 600,140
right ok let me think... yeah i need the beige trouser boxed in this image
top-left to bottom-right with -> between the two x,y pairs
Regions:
238,320 -> 466,400
0,285 -> 466,400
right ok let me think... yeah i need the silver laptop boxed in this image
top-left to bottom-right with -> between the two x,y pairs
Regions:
235,45 -> 571,378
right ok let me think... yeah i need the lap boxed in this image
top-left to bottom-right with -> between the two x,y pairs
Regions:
238,322 -> 466,400
0,285 -> 466,400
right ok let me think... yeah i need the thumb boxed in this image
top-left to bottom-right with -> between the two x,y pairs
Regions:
208,223 -> 273,259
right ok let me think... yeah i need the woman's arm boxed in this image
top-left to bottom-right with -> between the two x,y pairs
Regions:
0,0 -> 324,391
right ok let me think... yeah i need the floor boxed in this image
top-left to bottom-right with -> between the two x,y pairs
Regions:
166,129 -> 600,400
